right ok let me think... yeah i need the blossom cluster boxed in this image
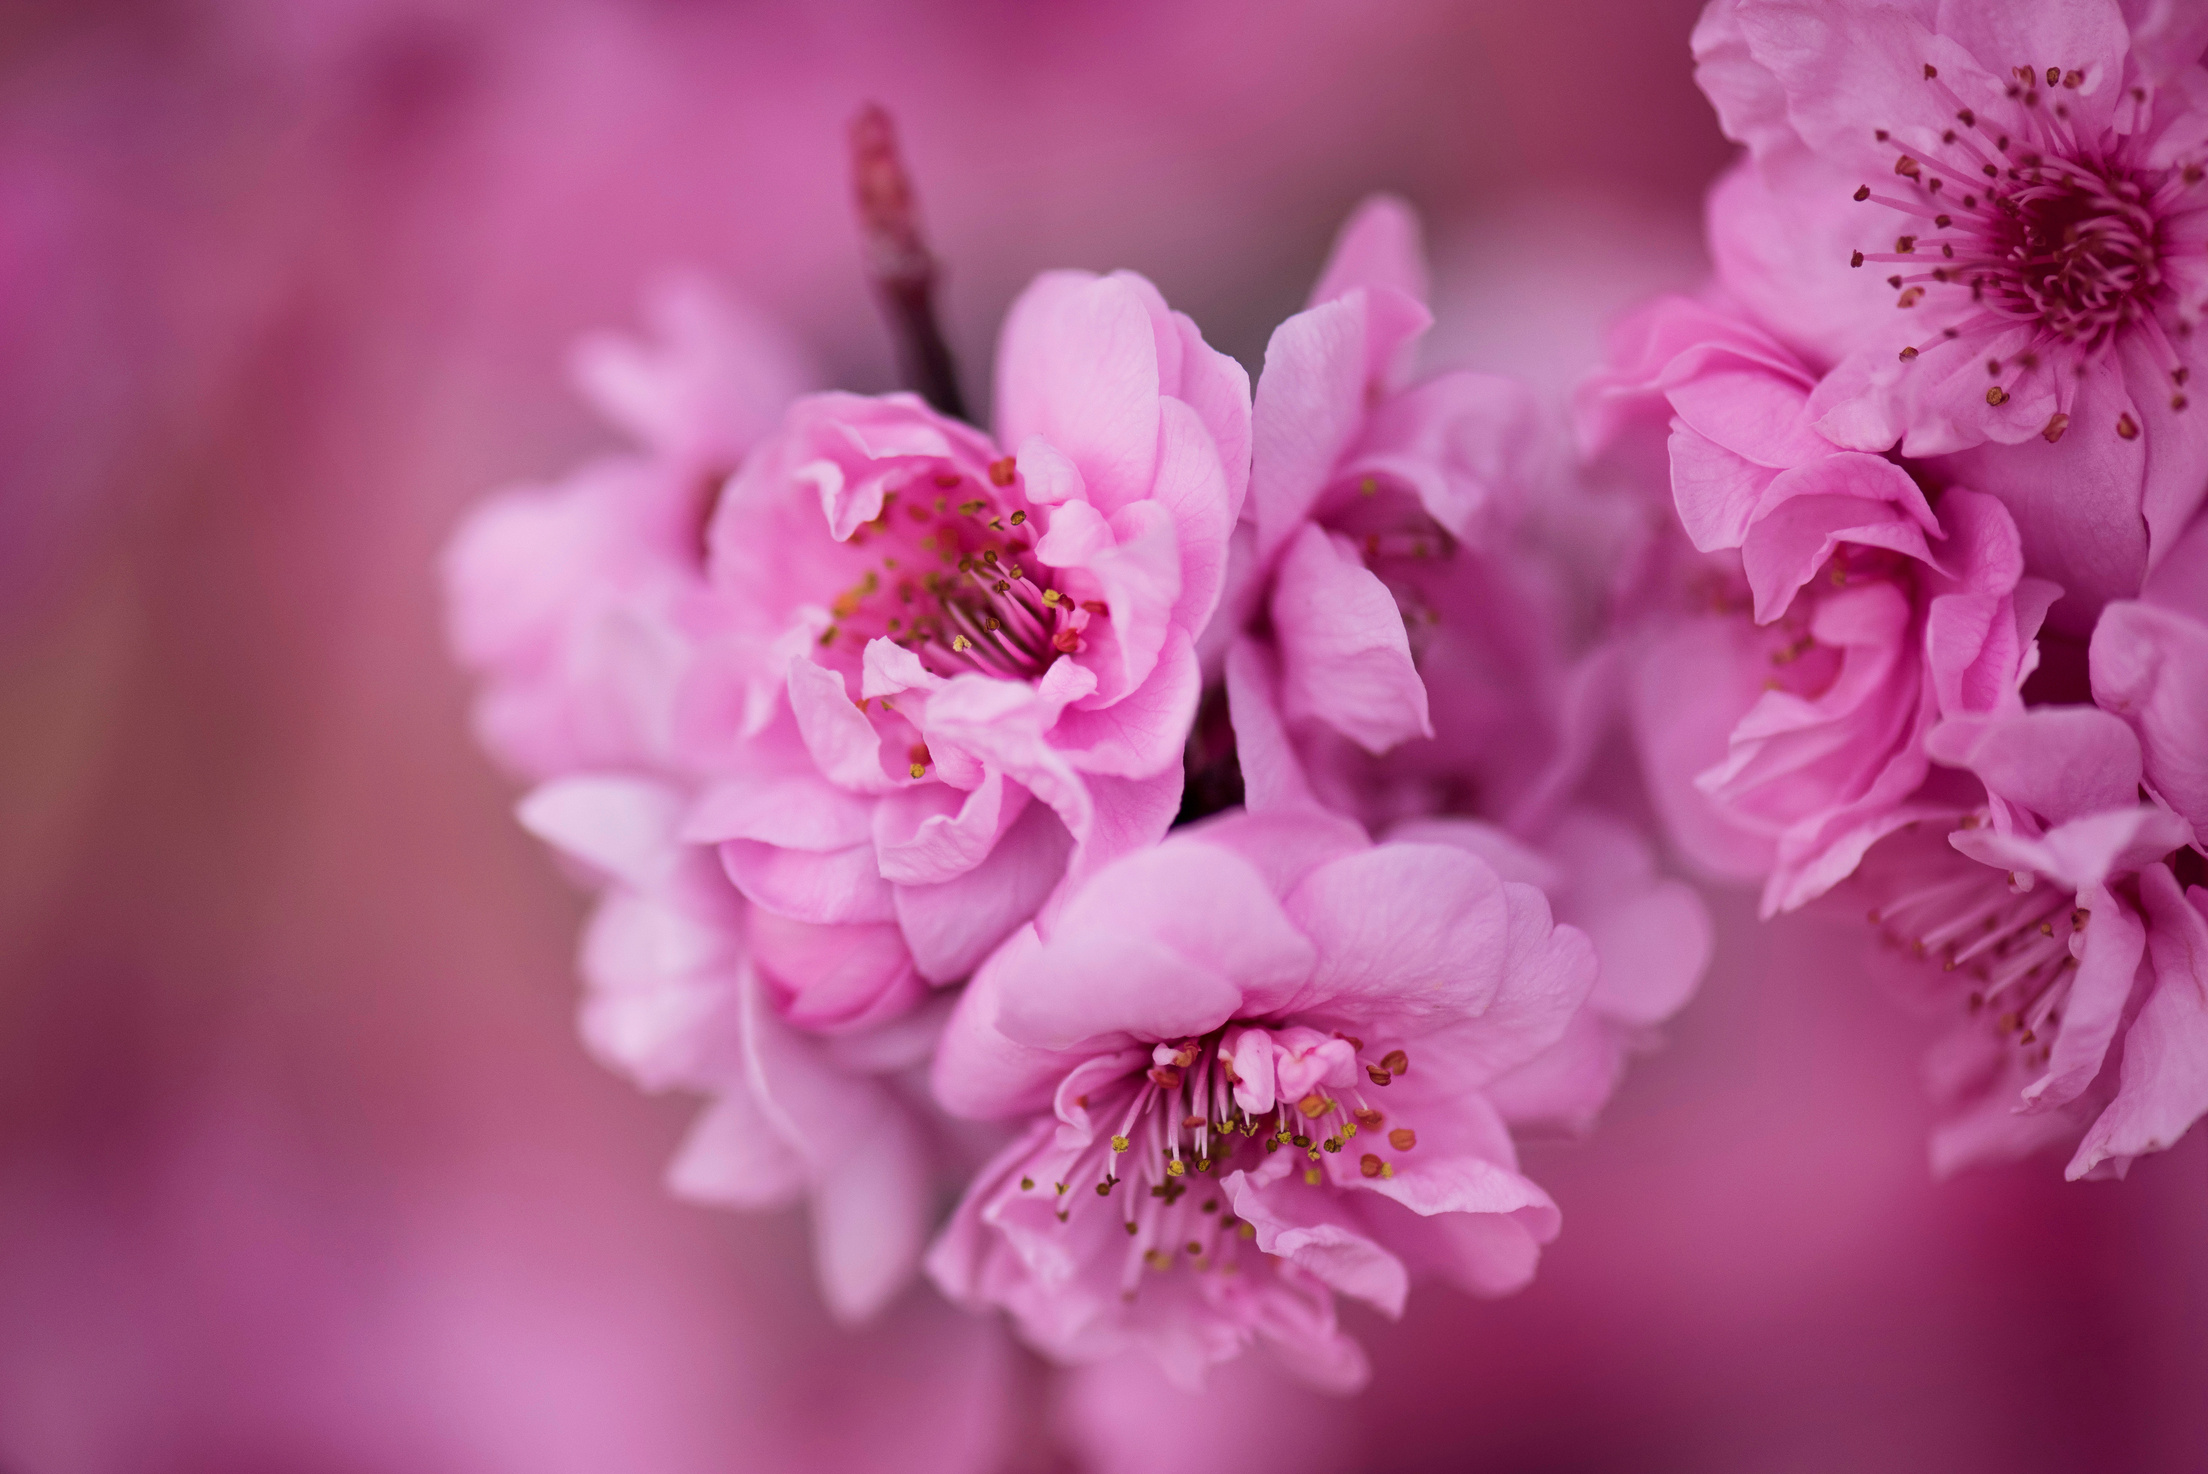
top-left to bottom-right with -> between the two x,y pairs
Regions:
1584,0 -> 2208,1180
445,203 -> 1709,1389
441,0 -> 2208,1409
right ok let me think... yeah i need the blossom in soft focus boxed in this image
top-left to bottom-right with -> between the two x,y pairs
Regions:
517,773 -> 948,1320
1849,697 -> 2204,1180
927,810 -> 1592,1390
1231,197 -> 1711,1142
1690,0 -> 2208,625
686,269 -> 1248,993
1226,194 -> 1545,820
445,279 -> 818,781
1586,292 -> 2054,914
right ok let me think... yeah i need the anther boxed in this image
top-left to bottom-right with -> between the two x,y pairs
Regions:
2118,413 -> 2140,439
1388,1128 -> 1417,1151
1986,386 -> 2009,406
2042,413 -> 2070,442
1851,251 -> 1866,268
1359,1154 -> 1385,1179
987,457 -> 1015,487
1854,185 -> 1872,202
1899,346 -> 1919,361
1379,1049 -> 1409,1075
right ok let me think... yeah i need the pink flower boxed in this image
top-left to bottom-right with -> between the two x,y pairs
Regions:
685,269 -> 1249,991
516,773 -> 949,1320
1854,701 -> 2205,1179
925,810 -> 1593,1390
444,278 -> 817,780
1226,202 -> 1710,1141
1586,293 -> 2056,913
1690,0 -> 2208,623
1227,195 -> 1542,812
2092,508 -> 2208,838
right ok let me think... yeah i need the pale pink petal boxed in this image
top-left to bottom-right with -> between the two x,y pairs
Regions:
2093,600 -> 2208,837
2069,865 -> 2208,1175
892,797 -> 1073,985
1276,843 -> 1510,1022
993,271 -> 1164,517
1269,524 -> 1431,752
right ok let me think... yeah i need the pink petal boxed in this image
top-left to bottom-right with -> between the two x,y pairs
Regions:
1000,841 -> 1317,1049
1925,706 -> 2145,827
1269,524 -> 1431,752
2023,880 -> 2149,1111
993,271 -> 1164,517
2093,600 -> 2208,838
2069,865 -> 2208,1177
893,796 -> 1073,985
1275,842 -> 1510,1023
1308,194 -> 1430,317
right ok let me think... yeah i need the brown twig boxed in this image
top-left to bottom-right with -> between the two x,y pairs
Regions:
849,103 -> 968,421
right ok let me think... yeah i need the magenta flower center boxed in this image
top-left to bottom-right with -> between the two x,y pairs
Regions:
1023,1027 -> 1419,1292
1853,62 -> 2207,433
1869,853 -> 2082,1066
822,460 -> 1089,680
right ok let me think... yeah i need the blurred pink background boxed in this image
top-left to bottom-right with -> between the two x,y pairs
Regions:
3,1 -> 2204,1470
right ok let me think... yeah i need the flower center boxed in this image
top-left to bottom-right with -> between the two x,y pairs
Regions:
1869,850 -> 2082,1066
1851,61 -> 2207,436
1019,1027 -> 1419,1294
819,458 -> 1094,681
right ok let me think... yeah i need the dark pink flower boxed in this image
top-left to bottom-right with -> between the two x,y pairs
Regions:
685,269 -> 1248,991
1227,203 -> 1710,1140
1585,293 -> 2056,912
1691,0 -> 2208,623
1856,701 -> 2205,1179
1228,195 -> 1542,799
925,811 -> 1593,1390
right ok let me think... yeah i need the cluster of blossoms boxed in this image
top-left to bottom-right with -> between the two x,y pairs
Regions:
445,197 -> 1708,1392
442,0 -> 2208,1425
1585,0 -> 2208,1180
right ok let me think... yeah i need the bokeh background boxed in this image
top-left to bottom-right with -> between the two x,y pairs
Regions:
2,2 -> 2203,1470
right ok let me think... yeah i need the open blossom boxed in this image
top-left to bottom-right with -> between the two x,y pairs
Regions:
516,774 -> 950,1320
926,811 -> 1593,1390
1219,200 -> 1709,1138
444,279 -> 818,780
1225,195 -> 1544,816
685,270 -> 1249,995
1855,700 -> 2205,1179
1584,292 -> 2056,913
1691,0 -> 2208,621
